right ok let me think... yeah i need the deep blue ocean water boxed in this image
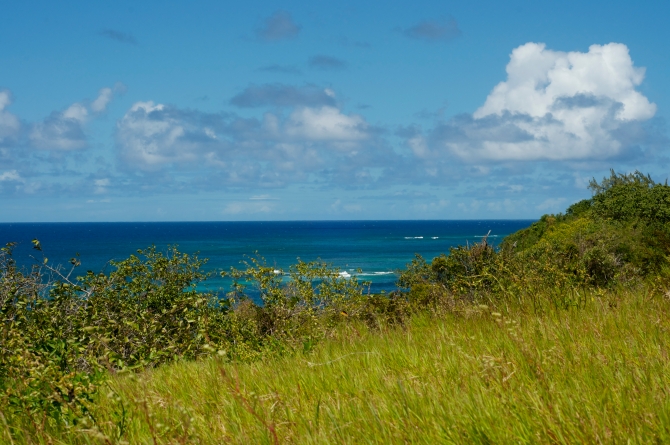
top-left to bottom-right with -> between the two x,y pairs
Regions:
0,220 -> 533,296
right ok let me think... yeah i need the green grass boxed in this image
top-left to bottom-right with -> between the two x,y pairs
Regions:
11,287 -> 669,444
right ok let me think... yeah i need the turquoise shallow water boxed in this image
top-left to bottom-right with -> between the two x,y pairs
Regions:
0,220 -> 533,298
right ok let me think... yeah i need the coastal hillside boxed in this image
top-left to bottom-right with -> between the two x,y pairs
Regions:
1,170 -> 669,443
398,170 -> 670,307
504,169 -> 670,281
26,289 -> 670,444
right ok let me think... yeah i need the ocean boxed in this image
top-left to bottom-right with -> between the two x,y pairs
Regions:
0,220 -> 533,297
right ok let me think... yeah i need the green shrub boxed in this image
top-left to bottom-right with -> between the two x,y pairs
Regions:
590,169 -> 670,223
223,256 -> 370,343
398,170 -> 670,307
0,243 -> 103,429
0,245 -> 377,431
0,245 -> 241,430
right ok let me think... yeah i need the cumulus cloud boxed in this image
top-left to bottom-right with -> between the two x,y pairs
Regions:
0,170 -> 22,182
115,101 -> 222,170
0,169 -> 25,194
230,84 -> 337,108
99,29 -> 138,45
30,104 -> 89,150
30,87 -> 119,151
0,90 -> 20,146
256,11 -> 301,41
91,87 -> 113,112
308,55 -> 348,70
114,97 -> 389,189
285,106 -> 369,142
402,17 -> 462,42
431,42 -> 657,162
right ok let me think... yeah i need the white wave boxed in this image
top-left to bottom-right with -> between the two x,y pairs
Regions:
357,271 -> 395,277
431,236 -> 439,239
474,235 -> 499,238
404,236 -> 424,239
338,271 -> 351,278
273,269 -> 282,274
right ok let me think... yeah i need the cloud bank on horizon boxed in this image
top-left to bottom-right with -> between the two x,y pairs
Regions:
0,29 -> 667,220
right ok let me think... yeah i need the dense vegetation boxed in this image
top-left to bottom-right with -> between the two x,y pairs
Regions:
1,170 -> 669,443
401,170 -> 670,302
67,290 -> 670,444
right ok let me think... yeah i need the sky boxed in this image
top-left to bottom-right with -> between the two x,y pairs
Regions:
1,0 -> 669,222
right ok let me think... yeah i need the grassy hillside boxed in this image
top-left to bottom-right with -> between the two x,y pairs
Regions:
7,287 -> 670,444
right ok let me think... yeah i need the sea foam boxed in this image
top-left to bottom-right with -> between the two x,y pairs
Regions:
358,271 -> 395,277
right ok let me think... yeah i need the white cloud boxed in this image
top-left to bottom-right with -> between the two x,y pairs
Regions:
30,86 -> 118,151
0,170 -> 23,182
0,90 -> 20,145
116,101 -> 216,170
0,92 -> 11,111
116,101 -> 379,179
408,135 -> 429,158
441,42 -> 656,161
475,43 -> 654,121
286,106 -> 369,142
63,103 -> 89,122
94,178 -> 111,194
91,87 -> 113,113
30,111 -> 88,150
0,169 -> 26,194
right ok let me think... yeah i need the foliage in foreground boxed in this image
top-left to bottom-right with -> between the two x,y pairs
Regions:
0,246 -> 374,432
1,169 -> 669,442
6,287 -> 670,444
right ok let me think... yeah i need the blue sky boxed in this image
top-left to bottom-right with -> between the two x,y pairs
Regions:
1,0 -> 668,221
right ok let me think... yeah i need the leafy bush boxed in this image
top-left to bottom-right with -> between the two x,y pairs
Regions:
0,245 -> 247,431
223,256 -> 370,343
398,170 -> 670,309
0,243 -> 103,428
589,169 -> 670,223
399,235 -> 504,302
0,245 -> 376,432
506,170 -> 670,281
